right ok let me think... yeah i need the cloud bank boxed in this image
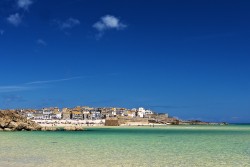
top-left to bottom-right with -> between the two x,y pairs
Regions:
55,18 -> 81,30
5,1 -> 34,27
0,86 -> 32,93
25,76 -> 83,85
2,94 -> 26,103
17,0 -> 33,10
0,76 -> 83,93
0,29 -> 4,35
93,15 -> 126,32
7,13 -> 22,26
61,18 -> 80,29
37,39 -> 47,46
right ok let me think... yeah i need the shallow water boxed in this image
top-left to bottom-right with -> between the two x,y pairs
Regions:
1,125 -> 250,167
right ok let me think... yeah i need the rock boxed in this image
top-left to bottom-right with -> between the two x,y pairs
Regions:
8,121 -> 18,130
64,126 -> 84,131
16,123 -> 28,131
41,127 -> 57,131
0,110 -> 85,132
0,118 -> 9,128
75,126 -> 84,131
0,110 -> 42,131
64,126 -> 75,131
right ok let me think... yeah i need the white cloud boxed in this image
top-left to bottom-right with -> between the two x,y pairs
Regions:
37,39 -> 47,46
25,76 -> 84,85
2,95 -> 26,104
0,86 -> 31,93
93,15 -> 127,32
17,0 -> 33,10
0,29 -> 4,35
55,18 -> 80,30
0,77 -> 83,93
7,13 -> 22,26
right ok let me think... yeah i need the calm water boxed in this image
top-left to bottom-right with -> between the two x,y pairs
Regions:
1,125 -> 250,167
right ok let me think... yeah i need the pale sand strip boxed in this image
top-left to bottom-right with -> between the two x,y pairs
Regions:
32,119 -> 168,128
33,119 -> 105,127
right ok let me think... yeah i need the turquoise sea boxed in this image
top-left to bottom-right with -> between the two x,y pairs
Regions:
1,125 -> 250,167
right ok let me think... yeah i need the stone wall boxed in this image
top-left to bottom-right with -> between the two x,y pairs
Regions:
105,118 -> 119,126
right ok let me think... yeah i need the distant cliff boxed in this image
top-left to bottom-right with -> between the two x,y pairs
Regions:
0,110 -> 42,131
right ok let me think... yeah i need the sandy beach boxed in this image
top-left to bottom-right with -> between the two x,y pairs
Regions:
33,119 -> 105,128
32,119 -> 169,129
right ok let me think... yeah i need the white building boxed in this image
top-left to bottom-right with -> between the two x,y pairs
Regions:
137,107 -> 154,118
27,113 -> 34,119
55,113 -> 62,119
111,108 -> 117,117
145,109 -> 153,115
137,107 -> 145,118
42,108 -> 52,119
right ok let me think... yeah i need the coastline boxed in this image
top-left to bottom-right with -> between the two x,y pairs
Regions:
32,119 -> 104,131
31,119 -> 234,132
33,119 -> 165,131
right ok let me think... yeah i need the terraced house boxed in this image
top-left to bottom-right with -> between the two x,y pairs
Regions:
15,106 -> 162,122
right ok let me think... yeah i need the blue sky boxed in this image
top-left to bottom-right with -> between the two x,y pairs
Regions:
0,0 -> 250,122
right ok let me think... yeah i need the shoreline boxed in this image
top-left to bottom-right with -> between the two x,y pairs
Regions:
33,119 -> 170,127
32,119 -> 230,131
33,119 -> 105,127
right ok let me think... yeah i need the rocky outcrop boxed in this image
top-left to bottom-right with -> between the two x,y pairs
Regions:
63,126 -> 84,131
0,110 -> 42,131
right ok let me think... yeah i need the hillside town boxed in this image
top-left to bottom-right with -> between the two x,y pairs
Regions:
0,106 -> 228,131
3,106 -> 181,126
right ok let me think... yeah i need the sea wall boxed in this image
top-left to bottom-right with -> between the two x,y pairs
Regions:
105,118 -> 119,126
105,117 -> 149,126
